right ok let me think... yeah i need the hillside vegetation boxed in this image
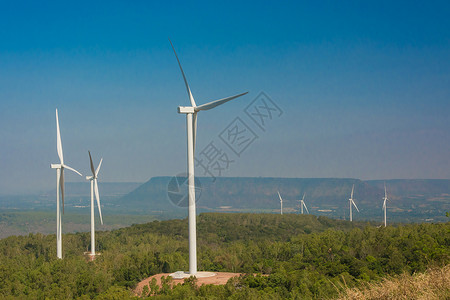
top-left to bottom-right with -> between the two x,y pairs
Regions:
0,213 -> 448,299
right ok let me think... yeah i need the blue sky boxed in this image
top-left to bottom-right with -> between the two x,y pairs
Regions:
0,1 -> 449,194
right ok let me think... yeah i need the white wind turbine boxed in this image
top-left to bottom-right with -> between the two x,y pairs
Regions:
348,184 -> 359,222
171,40 -> 247,275
50,109 -> 82,259
299,193 -> 309,214
382,183 -> 389,227
86,151 -> 103,257
277,191 -> 283,215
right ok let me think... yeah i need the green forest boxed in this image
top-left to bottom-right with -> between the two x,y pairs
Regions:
0,213 -> 448,299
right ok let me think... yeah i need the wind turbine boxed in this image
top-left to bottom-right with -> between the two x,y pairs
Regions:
171,40 -> 247,275
86,151 -> 103,257
299,193 -> 309,214
277,191 -> 283,215
348,184 -> 359,222
50,109 -> 82,259
382,183 -> 389,227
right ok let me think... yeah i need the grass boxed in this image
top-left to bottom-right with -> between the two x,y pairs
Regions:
337,264 -> 450,300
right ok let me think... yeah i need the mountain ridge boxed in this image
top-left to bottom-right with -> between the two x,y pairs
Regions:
118,177 -> 449,222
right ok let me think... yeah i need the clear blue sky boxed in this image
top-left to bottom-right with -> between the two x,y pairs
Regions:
1,1 -> 449,194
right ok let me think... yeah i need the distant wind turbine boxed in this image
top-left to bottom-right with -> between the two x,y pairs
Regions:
382,183 -> 389,227
299,193 -> 309,214
348,184 -> 359,222
277,191 -> 283,215
86,151 -> 103,257
50,109 -> 82,259
171,40 -> 247,275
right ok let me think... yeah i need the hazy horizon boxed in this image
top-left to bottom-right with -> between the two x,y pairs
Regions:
3,177 -> 449,197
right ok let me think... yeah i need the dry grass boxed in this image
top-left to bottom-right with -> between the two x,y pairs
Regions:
337,265 -> 450,300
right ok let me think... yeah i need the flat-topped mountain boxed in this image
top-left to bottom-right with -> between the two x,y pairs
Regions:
118,177 -> 449,222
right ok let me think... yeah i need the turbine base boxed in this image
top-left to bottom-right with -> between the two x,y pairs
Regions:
169,271 -> 216,279
83,251 -> 101,261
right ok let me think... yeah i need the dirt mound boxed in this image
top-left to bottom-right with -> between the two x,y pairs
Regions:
135,272 -> 242,296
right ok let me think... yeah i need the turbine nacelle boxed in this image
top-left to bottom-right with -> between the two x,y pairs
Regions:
178,106 -> 195,114
277,191 -> 284,215
277,191 -> 283,204
382,183 -> 389,210
382,183 -> 389,227
50,163 -> 82,175
178,92 -> 248,114
52,109 -> 83,216
348,184 -> 360,219
52,108 -> 82,259
87,151 -> 103,225
299,193 -> 309,214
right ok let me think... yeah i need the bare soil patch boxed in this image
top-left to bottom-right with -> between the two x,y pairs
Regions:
134,272 -> 242,296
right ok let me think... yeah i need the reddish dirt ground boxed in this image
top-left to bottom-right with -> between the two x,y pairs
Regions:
134,272 -> 242,296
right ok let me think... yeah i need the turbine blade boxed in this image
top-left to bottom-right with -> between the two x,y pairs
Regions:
302,193 -> 305,201
56,168 -> 60,193
95,158 -> 103,177
351,184 -> 354,199
60,169 -> 65,214
63,164 -> 82,177
88,151 -> 95,176
194,92 -> 248,112
193,113 -> 197,155
169,39 -> 196,107
277,191 -> 282,202
56,109 -> 64,164
353,201 -> 360,212
94,179 -> 103,225
304,202 -> 309,214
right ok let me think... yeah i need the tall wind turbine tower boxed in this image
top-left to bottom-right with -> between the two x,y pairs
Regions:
299,193 -> 309,214
50,109 -> 82,259
348,184 -> 359,222
277,191 -> 283,215
382,183 -> 389,227
86,151 -> 103,257
171,40 -> 247,275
